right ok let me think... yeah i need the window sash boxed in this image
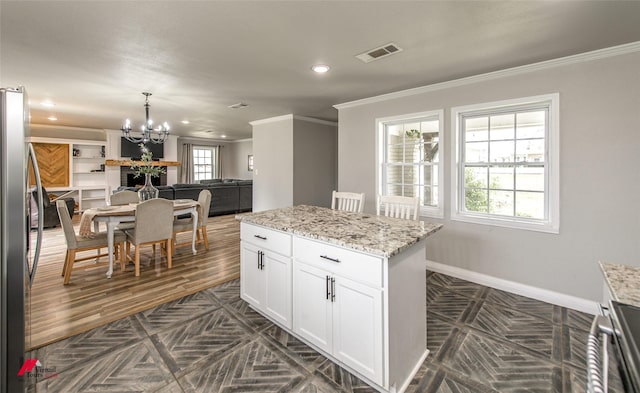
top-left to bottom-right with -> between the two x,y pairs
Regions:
451,94 -> 559,233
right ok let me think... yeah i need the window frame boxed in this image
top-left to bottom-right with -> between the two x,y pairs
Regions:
450,93 -> 560,233
376,109 -> 445,219
192,145 -> 217,182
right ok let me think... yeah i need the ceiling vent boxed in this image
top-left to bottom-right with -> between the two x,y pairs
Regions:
356,43 -> 403,63
228,102 -> 248,109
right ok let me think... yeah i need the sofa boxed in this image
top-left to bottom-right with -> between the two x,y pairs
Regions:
30,186 -> 76,228
116,179 -> 252,217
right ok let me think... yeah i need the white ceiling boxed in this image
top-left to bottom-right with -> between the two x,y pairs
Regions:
2,1 -> 640,141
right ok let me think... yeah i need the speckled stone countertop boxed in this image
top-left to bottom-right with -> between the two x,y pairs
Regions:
600,262 -> 640,307
236,205 -> 443,258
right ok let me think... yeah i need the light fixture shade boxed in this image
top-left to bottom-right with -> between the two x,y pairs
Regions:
121,92 -> 169,144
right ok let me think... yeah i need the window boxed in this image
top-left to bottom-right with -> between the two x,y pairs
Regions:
377,110 -> 444,218
192,146 -> 217,182
451,94 -> 559,233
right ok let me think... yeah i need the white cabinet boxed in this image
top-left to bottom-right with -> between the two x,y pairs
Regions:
240,223 -> 293,329
293,238 -> 383,385
72,143 -> 107,211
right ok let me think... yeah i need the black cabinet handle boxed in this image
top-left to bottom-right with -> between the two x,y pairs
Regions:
254,235 -> 267,240
331,277 -> 336,302
258,250 -> 264,270
320,255 -> 340,263
326,275 -> 331,300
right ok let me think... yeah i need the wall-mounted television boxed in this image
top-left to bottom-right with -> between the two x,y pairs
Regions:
120,137 -> 164,160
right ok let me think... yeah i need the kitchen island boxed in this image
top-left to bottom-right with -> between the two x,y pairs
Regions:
237,205 -> 442,393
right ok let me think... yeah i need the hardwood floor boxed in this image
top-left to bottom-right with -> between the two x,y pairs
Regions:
27,213 -> 240,351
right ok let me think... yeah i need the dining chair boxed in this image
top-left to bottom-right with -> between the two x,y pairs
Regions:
56,200 -> 126,285
173,189 -> 211,254
110,190 -> 139,206
123,198 -> 174,277
109,190 -> 140,232
376,195 -> 420,221
331,190 -> 365,213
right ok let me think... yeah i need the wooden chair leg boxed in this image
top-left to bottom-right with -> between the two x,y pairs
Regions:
62,250 -> 70,277
201,226 -> 209,250
63,250 -> 76,285
134,246 -> 141,277
119,242 -> 126,272
166,239 -> 172,269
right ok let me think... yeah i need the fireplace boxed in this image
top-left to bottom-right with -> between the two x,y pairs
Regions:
120,167 -> 167,187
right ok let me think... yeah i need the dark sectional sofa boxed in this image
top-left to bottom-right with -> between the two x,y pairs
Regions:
117,179 -> 252,217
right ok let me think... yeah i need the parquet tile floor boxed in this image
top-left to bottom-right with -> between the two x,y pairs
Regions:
26,271 -> 625,392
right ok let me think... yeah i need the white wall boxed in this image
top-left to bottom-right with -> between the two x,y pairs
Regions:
336,49 -> 640,302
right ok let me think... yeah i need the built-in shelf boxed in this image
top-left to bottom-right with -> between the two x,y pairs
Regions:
105,159 -> 180,167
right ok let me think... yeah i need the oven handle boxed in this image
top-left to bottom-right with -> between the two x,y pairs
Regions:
587,314 -> 614,393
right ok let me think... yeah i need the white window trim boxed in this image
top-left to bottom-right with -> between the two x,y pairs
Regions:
376,109 -> 445,219
192,145 -> 217,181
450,93 -> 560,233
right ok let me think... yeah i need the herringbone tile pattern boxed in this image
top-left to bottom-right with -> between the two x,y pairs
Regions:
29,272 -> 619,392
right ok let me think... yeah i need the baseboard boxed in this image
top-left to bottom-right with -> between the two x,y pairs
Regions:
425,260 -> 600,315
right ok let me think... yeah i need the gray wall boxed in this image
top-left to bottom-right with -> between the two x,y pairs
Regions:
252,119 -> 294,211
336,51 -> 640,302
225,139 -> 253,180
293,119 -> 337,208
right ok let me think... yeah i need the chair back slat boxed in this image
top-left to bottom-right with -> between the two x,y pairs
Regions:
376,195 -> 420,221
331,190 -> 365,213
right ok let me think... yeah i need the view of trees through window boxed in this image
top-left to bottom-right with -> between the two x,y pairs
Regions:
462,109 -> 547,219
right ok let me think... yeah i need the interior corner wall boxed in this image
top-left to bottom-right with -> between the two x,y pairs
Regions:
252,119 -> 294,212
292,119 -> 337,208
336,51 -> 640,302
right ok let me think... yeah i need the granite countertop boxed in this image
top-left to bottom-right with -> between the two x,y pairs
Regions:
600,262 -> 640,307
237,205 -> 443,258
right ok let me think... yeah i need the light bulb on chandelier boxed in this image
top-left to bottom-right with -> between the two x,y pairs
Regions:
121,92 -> 170,144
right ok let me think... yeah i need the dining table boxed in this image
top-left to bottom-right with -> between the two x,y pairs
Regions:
79,199 -> 200,278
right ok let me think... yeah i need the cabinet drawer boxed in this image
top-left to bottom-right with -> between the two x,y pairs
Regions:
294,237 -> 382,287
241,223 -> 292,256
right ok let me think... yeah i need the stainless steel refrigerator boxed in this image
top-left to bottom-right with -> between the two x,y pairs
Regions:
1,86 -> 43,392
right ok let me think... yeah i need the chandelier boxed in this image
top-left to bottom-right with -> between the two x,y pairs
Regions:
121,92 -> 170,144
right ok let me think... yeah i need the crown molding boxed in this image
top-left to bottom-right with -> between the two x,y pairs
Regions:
334,41 -> 640,110
250,114 -> 337,127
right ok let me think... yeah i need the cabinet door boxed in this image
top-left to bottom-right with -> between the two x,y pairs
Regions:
240,242 -> 265,308
264,252 -> 292,329
293,262 -> 333,354
332,276 -> 383,385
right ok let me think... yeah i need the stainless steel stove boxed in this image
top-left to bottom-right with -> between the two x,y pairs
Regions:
589,301 -> 640,393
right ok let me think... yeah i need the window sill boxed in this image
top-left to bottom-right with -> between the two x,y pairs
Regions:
450,212 -> 559,234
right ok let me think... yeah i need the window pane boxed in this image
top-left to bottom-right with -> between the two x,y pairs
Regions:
517,111 -> 546,139
465,141 -> 488,163
516,166 -> 545,192
465,187 -> 487,212
385,183 -> 402,197
401,165 -> 418,186
465,167 -> 488,189
423,141 -> 438,163
489,190 -> 514,216
465,117 -> 488,141
489,140 -> 514,163
422,186 -> 438,207
490,114 -> 515,140
515,191 -> 544,219
516,139 -> 545,162
489,166 -> 514,190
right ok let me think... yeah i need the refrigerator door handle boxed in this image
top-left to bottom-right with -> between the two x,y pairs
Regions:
27,142 -> 43,287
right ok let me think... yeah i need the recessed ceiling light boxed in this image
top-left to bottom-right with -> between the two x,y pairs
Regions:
312,64 -> 330,73
41,101 -> 55,107
221,135 -> 227,138
47,116 -> 57,121
181,120 -> 190,124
